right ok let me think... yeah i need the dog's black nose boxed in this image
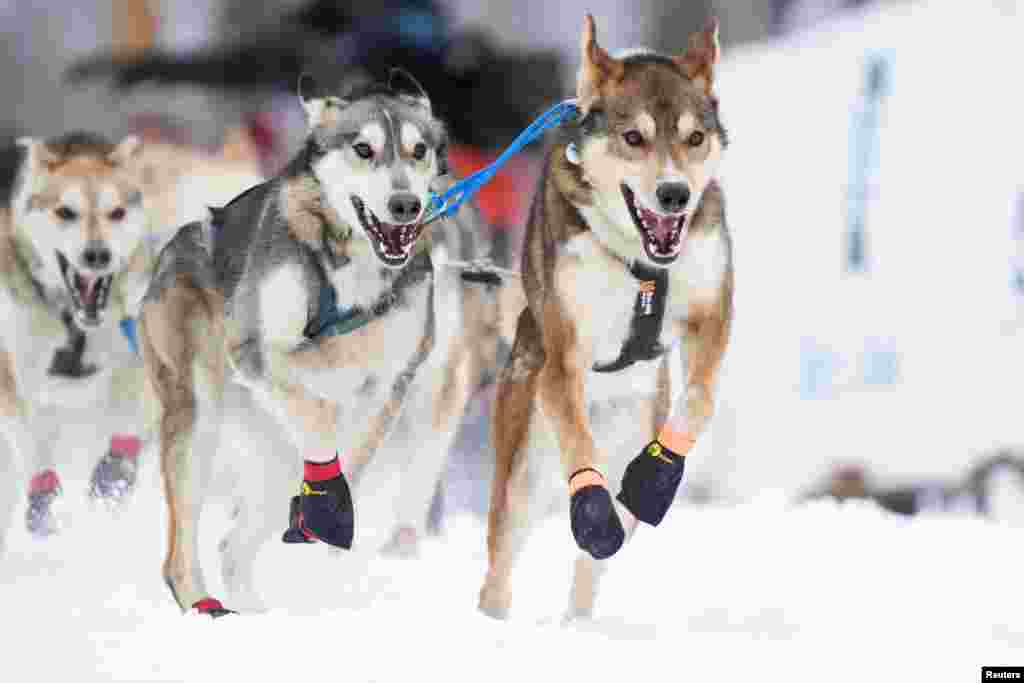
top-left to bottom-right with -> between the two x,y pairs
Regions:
656,183 -> 690,214
81,243 -> 112,271
388,194 -> 422,223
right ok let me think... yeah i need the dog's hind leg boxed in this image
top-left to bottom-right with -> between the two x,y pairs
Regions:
480,316 -> 557,619
0,425 -> 18,555
566,514 -> 640,622
218,398 -> 296,611
385,345 -> 476,555
218,496 -> 275,612
141,279 -> 228,616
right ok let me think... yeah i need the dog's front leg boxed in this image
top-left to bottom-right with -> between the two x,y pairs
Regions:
616,282 -> 733,527
265,377 -> 354,550
538,303 -> 625,560
0,348 -> 30,548
88,363 -> 151,502
0,348 -> 63,538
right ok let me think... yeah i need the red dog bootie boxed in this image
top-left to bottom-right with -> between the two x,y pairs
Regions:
282,456 -> 354,550
88,435 -> 141,501
26,469 -> 61,538
191,597 -> 235,618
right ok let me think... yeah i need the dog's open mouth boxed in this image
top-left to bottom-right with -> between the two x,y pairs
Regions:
622,185 -> 687,264
351,196 -> 424,267
56,251 -> 113,328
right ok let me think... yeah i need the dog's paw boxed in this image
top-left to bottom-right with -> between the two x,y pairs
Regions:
191,597 -> 236,619
570,485 -> 625,560
87,451 -> 138,502
290,471 -> 354,550
26,470 -> 61,538
25,490 -> 60,538
380,525 -> 420,558
616,440 -> 687,526
281,495 -> 316,544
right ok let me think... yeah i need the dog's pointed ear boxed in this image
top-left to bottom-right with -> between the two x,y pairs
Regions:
108,135 -> 143,165
389,67 -> 432,113
577,14 -> 624,114
16,137 -> 60,173
674,17 -> 721,96
298,73 -> 347,127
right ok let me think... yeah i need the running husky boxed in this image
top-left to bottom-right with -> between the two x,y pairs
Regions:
0,132 -> 153,545
0,130 -> 264,548
140,73 -> 493,615
479,16 -> 733,620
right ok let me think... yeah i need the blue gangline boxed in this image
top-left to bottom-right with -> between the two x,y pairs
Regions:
422,99 -> 579,224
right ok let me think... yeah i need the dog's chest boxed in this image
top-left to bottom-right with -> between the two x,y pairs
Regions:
2,304 -> 131,406
559,237 -> 691,369
281,262 -> 434,409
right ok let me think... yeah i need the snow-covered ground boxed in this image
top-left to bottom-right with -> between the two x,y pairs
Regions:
1,448 -> 1020,683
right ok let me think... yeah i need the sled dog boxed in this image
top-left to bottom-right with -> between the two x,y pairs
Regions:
140,72 -> 499,614
0,129 -> 263,549
479,16 -> 734,620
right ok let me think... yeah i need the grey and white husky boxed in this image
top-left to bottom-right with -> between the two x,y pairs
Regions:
139,73 -> 498,615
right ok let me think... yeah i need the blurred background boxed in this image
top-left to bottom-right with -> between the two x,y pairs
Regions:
4,0 -> 1022,526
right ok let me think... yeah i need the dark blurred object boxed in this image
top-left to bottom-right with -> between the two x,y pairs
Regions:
798,449 -> 1024,519
64,0 -> 566,150
963,449 -> 1024,519
0,132 -> 26,205
798,462 -> 958,516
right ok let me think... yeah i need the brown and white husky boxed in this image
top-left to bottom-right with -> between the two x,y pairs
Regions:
479,15 -> 734,621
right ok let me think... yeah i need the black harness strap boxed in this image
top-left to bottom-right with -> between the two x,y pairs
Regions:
48,310 -> 97,378
592,261 -> 670,373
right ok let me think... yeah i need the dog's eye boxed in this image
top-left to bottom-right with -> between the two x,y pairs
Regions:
622,130 -> 644,147
109,207 -> 126,222
55,206 -> 77,222
687,131 -> 705,147
412,143 -> 427,161
353,143 -> 374,160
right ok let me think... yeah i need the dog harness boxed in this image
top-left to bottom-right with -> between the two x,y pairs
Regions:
592,260 -> 670,373
303,249 -> 433,340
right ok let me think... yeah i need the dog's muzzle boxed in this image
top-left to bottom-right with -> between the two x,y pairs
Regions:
56,250 -> 114,328
351,195 -> 426,267
622,184 -> 688,265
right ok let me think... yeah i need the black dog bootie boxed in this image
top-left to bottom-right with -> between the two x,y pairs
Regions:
616,440 -> 687,526
282,456 -> 354,549
569,468 -> 625,560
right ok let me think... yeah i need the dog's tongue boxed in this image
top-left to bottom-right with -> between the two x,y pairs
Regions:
77,274 -> 99,306
379,224 -> 405,256
638,206 -> 680,244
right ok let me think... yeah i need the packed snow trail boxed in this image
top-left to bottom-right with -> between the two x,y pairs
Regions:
1,445 -> 1020,683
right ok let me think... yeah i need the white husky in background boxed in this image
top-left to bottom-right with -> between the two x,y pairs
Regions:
0,129 -> 263,551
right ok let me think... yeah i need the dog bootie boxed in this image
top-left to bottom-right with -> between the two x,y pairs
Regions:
569,468 -> 625,560
26,469 -> 61,538
282,456 -> 354,550
191,597 -> 235,618
88,435 -> 141,501
282,495 -> 315,544
616,440 -> 687,526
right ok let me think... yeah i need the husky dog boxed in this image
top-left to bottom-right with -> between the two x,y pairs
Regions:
479,16 -> 734,620
140,72 -> 494,615
0,132 -> 153,544
0,129 -> 264,549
